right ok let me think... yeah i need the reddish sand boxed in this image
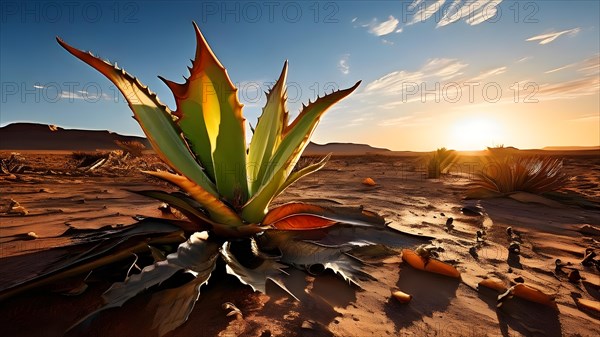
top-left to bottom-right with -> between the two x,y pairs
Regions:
0,150 -> 599,337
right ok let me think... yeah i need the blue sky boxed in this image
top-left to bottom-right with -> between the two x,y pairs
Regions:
1,0 -> 598,150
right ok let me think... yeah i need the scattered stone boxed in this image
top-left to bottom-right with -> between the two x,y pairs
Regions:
476,230 -> 485,242
582,248 -> 596,266
362,177 -> 377,186
391,289 -> 412,303
461,205 -> 483,216
508,242 -> 520,255
445,217 -> 454,232
6,199 -> 28,215
26,232 -> 38,240
568,270 -> 582,283
469,246 -> 478,259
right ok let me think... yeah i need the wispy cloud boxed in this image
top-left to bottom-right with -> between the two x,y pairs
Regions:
577,54 -> 600,75
365,58 -> 468,95
545,64 -> 575,74
526,28 -> 580,45
408,0 -> 446,25
534,76 -> 599,101
516,56 -> 533,63
32,84 -> 111,101
338,54 -> 350,75
469,66 -> 507,81
464,0 -> 502,26
406,0 -> 504,27
366,15 -> 400,36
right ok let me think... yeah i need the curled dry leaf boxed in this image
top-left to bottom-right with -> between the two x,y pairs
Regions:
499,284 -> 557,309
478,278 -> 508,293
401,249 -> 461,278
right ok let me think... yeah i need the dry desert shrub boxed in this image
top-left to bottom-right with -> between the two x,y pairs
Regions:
426,148 -> 458,179
0,152 -> 29,174
114,140 -> 146,157
71,151 -> 109,168
468,150 -> 570,198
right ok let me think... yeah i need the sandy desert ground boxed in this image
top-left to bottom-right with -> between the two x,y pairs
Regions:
0,150 -> 599,337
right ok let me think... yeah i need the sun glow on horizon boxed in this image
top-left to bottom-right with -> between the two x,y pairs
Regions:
448,117 -> 504,151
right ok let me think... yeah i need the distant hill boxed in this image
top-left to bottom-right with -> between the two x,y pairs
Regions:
0,123 -> 390,155
303,142 -> 390,156
542,146 -> 600,151
0,123 -> 150,151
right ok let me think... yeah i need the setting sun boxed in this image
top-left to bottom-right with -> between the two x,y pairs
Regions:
448,117 -> 504,151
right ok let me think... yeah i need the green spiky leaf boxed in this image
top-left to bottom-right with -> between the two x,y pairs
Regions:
161,22 -> 249,204
242,83 -> 361,223
56,37 -> 218,197
273,154 -> 330,198
247,62 -> 289,195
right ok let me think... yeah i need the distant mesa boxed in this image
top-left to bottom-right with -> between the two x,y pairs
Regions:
0,122 -> 391,155
304,142 -> 390,156
0,122 -> 150,151
542,146 -> 600,151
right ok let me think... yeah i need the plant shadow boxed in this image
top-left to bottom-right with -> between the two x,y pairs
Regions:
477,289 -> 562,337
383,266 -> 460,333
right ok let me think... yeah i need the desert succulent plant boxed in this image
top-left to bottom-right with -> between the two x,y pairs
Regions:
49,22 -> 429,335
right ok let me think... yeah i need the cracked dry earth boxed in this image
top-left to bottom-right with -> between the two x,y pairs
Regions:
0,153 -> 599,337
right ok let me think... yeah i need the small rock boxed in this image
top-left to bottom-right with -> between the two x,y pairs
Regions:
7,199 -> 28,215
301,320 -> 316,329
362,177 -> 377,186
26,232 -> 38,240
445,217 -> 454,232
582,249 -> 596,266
513,276 -> 524,283
568,270 -> 582,283
508,242 -> 520,255
440,212 -> 445,217
469,246 -> 478,259
461,205 -> 483,216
